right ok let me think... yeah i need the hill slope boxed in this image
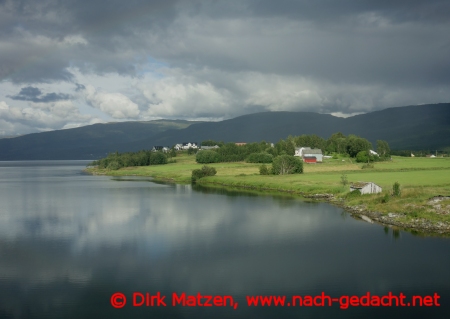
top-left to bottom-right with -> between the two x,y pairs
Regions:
0,120 -> 200,160
0,103 -> 448,160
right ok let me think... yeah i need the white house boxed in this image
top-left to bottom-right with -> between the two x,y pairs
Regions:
174,142 -> 198,150
369,150 -> 378,156
350,182 -> 382,195
182,142 -> 198,150
294,147 -> 311,157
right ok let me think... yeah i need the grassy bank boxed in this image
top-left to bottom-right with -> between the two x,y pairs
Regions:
86,155 -> 450,231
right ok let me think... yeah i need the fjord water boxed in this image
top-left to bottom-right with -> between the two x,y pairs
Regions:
0,161 -> 449,319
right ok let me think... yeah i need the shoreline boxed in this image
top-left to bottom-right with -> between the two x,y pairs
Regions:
85,166 -> 450,235
195,179 -> 450,235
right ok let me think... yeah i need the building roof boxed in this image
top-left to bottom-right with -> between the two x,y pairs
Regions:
304,149 -> 322,155
350,181 -> 381,189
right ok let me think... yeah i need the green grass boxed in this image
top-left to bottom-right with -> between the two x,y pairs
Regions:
87,155 -> 450,226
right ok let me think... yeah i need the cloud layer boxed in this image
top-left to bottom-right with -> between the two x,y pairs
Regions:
1,0 -> 450,135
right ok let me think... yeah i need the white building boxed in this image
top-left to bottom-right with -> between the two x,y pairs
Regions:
174,142 -> 198,150
350,182 -> 382,195
294,147 -> 311,157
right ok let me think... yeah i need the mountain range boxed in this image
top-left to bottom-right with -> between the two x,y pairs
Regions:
0,103 -> 448,160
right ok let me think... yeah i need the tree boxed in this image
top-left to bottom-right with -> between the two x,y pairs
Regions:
356,151 -> 372,163
196,150 -> 221,163
246,152 -> 273,163
259,164 -> 270,175
187,147 -> 197,155
149,152 -> 167,165
272,155 -> 303,175
191,165 -> 217,182
376,140 -> 391,157
346,135 -> 372,157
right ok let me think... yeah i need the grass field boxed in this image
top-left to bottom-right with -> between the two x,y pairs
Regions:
87,155 -> 450,226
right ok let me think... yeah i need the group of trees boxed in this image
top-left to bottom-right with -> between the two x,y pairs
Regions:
91,150 -> 168,170
196,141 -> 275,163
196,134 -> 390,165
92,133 -> 391,171
260,155 -> 303,175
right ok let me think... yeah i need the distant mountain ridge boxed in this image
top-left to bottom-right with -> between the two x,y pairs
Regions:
0,103 -> 449,160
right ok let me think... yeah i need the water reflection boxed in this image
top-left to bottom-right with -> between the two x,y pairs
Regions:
0,162 -> 449,318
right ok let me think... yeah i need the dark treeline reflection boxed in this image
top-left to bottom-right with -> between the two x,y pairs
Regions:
0,162 -> 449,319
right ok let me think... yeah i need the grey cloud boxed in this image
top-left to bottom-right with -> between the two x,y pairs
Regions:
8,86 -> 71,103
246,0 -> 450,24
1,0 -> 450,132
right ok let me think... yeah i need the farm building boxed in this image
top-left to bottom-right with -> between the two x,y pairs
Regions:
303,149 -> 323,162
295,147 -> 323,162
295,147 -> 311,157
303,156 -> 317,164
350,182 -> 382,195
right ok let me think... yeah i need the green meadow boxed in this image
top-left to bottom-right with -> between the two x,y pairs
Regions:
88,155 -> 450,225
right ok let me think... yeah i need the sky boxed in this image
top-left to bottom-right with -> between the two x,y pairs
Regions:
1,0 -> 450,136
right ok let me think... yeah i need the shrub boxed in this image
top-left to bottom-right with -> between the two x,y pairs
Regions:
196,150 -> 221,163
107,161 -> 121,170
246,152 -> 274,163
381,193 -> 390,203
347,189 -> 361,197
191,165 -> 217,182
259,164 -> 270,175
392,182 -> 401,197
149,152 -> 168,165
187,147 -> 197,155
271,155 -> 303,175
340,173 -> 348,186
356,151 -> 369,163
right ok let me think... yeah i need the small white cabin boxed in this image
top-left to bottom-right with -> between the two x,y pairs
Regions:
350,182 -> 382,195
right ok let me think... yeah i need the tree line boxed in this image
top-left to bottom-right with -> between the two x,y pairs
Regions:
91,150 -> 169,170
196,133 -> 390,164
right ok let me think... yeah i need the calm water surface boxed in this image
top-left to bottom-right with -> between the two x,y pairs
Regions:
0,161 -> 449,319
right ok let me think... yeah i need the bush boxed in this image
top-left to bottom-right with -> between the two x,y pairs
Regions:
392,182 -> 401,197
107,161 -> 121,170
271,155 -> 303,175
149,152 -> 168,165
356,151 -> 369,163
340,173 -> 348,186
259,164 -> 270,175
187,147 -> 197,155
196,150 -> 221,163
381,193 -> 390,203
246,152 -> 274,163
347,189 -> 361,197
191,165 -> 217,182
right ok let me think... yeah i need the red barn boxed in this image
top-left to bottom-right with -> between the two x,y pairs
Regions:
303,156 -> 317,163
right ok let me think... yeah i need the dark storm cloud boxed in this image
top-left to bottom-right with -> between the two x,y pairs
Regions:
246,0 -> 450,24
0,0 -> 179,83
1,0 -> 450,86
1,0 -> 450,126
8,86 -> 71,103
